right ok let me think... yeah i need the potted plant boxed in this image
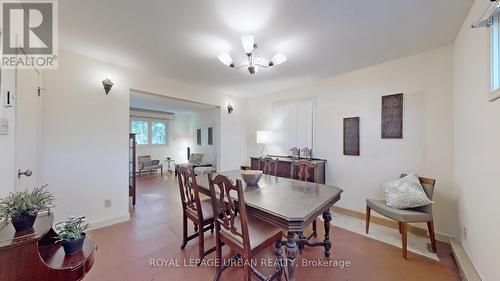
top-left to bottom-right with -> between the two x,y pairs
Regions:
55,216 -> 90,255
0,185 -> 54,232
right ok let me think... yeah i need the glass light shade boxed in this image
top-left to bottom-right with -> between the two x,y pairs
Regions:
217,53 -> 233,67
271,52 -> 287,65
256,130 -> 273,144
241,35 -> 255,54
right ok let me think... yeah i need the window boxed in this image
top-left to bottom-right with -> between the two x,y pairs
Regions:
491,12 -> 500,101
130,119 -> 167,145
152,121 -> 166,145
272,98 -> 314,155
131,120 -> 148,145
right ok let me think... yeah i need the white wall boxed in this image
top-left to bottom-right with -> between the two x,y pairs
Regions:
191,109 -> 218,165
246,46 -> 456,237
0,69 -> 16,198
40,50 -> 247,226
454,1 -> 500,280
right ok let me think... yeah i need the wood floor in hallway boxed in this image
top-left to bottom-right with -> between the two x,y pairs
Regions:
84,173 -> 461,281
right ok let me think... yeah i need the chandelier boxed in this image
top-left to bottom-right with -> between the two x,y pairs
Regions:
217,35 -> 287,75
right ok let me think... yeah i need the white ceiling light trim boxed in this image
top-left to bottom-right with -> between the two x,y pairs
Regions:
218,35 -> 287,75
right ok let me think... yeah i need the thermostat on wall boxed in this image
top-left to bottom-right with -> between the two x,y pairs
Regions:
2,90 -> 15,108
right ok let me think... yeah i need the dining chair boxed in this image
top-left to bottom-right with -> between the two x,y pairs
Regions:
177,167 -> 215,264
208,174 -> 284,281
290,160 -> 319,240
365,174 -> 437,259
260,157 -> 278,176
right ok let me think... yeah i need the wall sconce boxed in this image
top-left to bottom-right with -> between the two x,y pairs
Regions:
227,102 -> 234,114
102,76 -> 114,95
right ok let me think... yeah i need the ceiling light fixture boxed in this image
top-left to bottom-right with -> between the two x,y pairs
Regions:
217,35 -> 287,75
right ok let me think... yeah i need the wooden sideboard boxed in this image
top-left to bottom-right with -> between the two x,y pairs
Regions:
250,156 -> 326,184
0,213 -> 96,281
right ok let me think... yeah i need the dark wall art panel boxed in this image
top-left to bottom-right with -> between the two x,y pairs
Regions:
196,129 -> 201,145
208,127 -> 213,145
343,117 -> 360,156
381,93 -> 403,139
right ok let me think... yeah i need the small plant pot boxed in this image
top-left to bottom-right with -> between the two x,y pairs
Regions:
11,214 -> 37,232
62,233 -> 86,255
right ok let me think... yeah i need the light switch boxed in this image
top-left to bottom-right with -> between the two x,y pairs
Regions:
0,118 -> 8,135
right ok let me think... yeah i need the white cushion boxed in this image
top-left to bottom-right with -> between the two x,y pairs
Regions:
383,173 -> 434,209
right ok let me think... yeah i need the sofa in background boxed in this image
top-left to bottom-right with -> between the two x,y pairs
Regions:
175,153 -> 214,176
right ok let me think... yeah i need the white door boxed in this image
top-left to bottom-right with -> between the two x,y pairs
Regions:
15,67 -> 41,191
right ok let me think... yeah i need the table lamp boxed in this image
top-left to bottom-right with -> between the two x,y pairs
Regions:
256,130 -> 273,157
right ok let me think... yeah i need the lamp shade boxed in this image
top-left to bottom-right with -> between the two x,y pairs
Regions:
270,52 -> 287,66
256,130 -> 273,144
217,53 -> 233,67
241,35 -> 255,54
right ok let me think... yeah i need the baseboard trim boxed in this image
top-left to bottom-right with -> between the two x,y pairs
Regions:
331,206 -> 452,243
449,239 -> 482,281
88,214 -> 130,230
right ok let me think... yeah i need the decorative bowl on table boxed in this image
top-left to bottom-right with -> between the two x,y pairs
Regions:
241,170 -> 263,186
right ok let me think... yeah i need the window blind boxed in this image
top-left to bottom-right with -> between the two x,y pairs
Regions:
272,98 -> 314,155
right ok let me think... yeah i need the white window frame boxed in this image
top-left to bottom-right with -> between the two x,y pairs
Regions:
130,118 -> 168,146
491,12 -> 500,102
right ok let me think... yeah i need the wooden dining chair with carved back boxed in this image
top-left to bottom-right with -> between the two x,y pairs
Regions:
291,160 -> 319,243
208,174 -> 284,281
177,167 -> 215,264
260,157 -> 278,176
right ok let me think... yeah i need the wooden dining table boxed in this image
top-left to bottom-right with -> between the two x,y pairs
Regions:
196,170 -> 343,281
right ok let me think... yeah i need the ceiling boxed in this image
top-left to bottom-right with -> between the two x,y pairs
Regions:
130,90 -> 218,114
60,0 -> 473,98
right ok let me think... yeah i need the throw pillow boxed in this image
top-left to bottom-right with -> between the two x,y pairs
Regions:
383,173 -> 434,209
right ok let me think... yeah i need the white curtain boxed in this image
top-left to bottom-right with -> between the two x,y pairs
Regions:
272,98 -> 314,155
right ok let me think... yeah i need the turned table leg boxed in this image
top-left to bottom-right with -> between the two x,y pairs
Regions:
285,231 -> 298,281
323,210 -> 332,257
298,231 -> 306,253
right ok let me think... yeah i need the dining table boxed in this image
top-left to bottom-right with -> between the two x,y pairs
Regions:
196,170 -> 343,281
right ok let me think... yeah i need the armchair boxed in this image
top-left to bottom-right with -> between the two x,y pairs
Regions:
138,155 -> 163,176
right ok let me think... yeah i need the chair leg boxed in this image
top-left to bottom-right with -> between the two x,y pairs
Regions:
243,259 -> 252,281
398,222 -> 402,234
401,222 -> 408,259
214,229 -> 223,281
365,206 -> 371,234
197,222 -> 205,265
427,221 -> 437,252
181,213 -> 188,249
312,219 -> 317,237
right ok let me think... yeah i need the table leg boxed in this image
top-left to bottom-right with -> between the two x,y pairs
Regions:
298,231 -> 306,253
285,231 -> 298,281
322,210 -> 332,257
